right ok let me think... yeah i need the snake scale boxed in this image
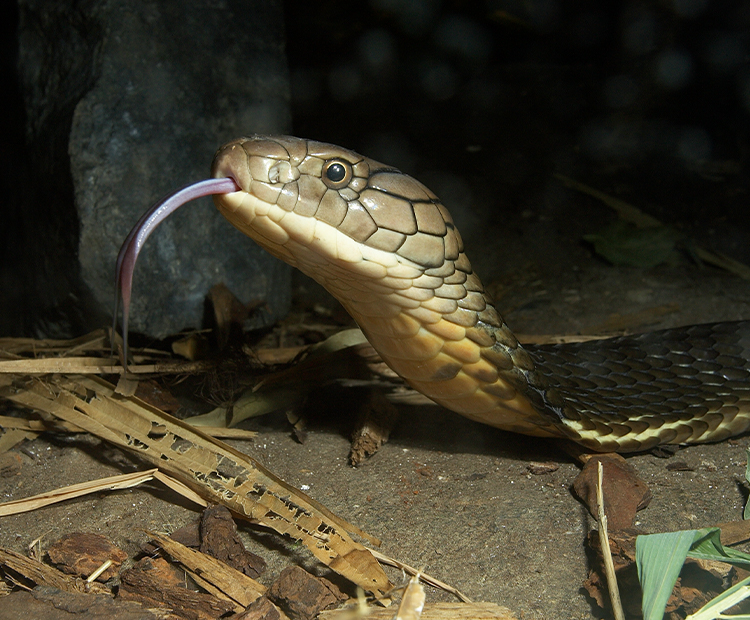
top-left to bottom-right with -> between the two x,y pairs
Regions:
116,135 -> 750,453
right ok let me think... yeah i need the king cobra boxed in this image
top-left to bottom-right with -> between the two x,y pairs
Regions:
116,135 -> 750,453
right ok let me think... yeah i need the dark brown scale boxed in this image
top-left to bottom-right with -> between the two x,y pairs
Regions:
520,322 -> 750,450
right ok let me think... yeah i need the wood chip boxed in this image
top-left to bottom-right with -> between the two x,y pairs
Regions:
319,602 -> 518,619
47,533 -> 127,582
119,556 -> 235,620
349,390 -> 399,466
0,374 -> 391,596
269,566 -> 347,620
199,505 -> 266,579
572,453 -> 651,530
149,532 -> 266,608
235,596 -> 291,620
0,546 -> 109,595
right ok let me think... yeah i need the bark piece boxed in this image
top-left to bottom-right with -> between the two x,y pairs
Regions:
0,374 -> 392,596
233,596 -> 290,620
134,380 -> 183,416
0,587 -> 169,620
47,533 -> 127,582
200,505 -> 267,579
269,566 -> 347,620
0,547 -> 109,595
171,519 -> 202,549
526,462 -> 559,475
572,453 -> 651,530
119,557 -> 234,620
148,532 -> 266,608
349,390 -> 400,466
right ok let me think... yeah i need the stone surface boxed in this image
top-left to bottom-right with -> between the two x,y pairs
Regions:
14,0 -> 291,338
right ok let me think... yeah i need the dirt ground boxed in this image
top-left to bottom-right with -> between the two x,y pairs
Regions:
2,200 -> 750,619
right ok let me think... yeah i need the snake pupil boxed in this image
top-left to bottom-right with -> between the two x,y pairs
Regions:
326,162 -> 346,182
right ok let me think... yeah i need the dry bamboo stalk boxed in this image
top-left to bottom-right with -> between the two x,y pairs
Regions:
0,374 -> 392,597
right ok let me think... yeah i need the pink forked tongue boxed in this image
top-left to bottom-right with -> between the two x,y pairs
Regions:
113,177 -> 240,368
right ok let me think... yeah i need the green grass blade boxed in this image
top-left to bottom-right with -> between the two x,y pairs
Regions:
636,530 -> 696,620
688,528 -> 750,571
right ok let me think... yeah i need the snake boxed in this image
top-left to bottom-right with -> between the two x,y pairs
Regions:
115,135 -> 750,453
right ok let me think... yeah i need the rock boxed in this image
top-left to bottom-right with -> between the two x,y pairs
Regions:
14,0 -> 291,338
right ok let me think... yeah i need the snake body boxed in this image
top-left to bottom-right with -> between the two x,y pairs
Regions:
200,135 -> 750,453
118,135 -> 750,453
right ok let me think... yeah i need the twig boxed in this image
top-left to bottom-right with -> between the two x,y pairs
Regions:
597,461 -> 625,620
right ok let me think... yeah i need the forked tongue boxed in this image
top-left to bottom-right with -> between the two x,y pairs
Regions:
113,177 -> 239,368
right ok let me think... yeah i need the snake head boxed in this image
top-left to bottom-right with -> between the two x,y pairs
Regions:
209,136 -> 466,319
116,134 -> 467,369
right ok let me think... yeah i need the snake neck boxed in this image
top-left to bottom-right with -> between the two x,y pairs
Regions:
321,250 -> 569,439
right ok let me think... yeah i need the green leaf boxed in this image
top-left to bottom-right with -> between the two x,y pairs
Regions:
744,447 -> 750,520
584,220 -> 682,268
688,528 -> 750,571
637,530 -> 696,620
637,528 -> 750,619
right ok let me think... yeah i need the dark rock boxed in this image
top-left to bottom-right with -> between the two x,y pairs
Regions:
13,0 -> 291,338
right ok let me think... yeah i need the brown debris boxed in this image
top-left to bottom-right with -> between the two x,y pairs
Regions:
572,453 -> 651,530
47,533 -> 127,582
583,529 -> 736,619
0,374 -> 392,596
147,532 -> 266,609
170,519 -> 203,549
233,596 -> 291,620
349,390 -> 400,466
319,602 -> 518,619
119,556 -> 235,620
0,451 -> 22,477
526,462 -> 559,475
0,546 -> 109,595
200,505 -> 267,579
269,566 -> 348,620
134,379 -> 184,415
1,587 -> 170,620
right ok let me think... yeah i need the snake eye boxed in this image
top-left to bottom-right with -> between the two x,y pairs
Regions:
321,159 -> 353,189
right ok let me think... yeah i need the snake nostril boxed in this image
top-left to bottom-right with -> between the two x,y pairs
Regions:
268,161 -> 298,184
